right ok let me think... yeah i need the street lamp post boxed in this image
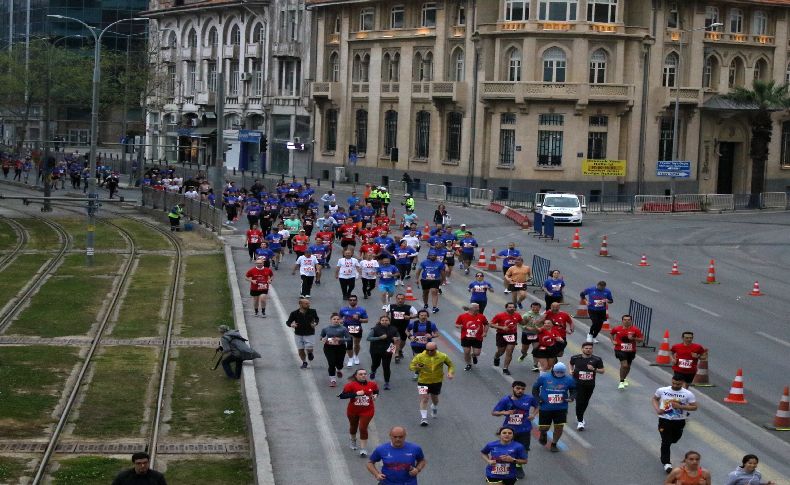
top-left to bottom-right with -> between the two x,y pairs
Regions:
47,14 -> 148,265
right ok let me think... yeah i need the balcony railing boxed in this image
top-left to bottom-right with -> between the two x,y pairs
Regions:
451,25 -> 466,37
537,21 -> 573,31
499,21 -> 528,31
431,81 -> 467,103
668,87 -> 703,106
351,82 -> 370,97
310,81 -> 341,100
704,31 -> 723,41
272,41 -> 301,57
195,91 -> 215,105
381,82 -> 400,98
223,44 -> 239,58
411,81 -> 432,99
753,34 -> 774,44
328,33 -> 340,44
160,48 -> 173,62
589,23 -> 617,32
481,82 -> 634,104
201,45 -> 218,58
180,47 -> 196,59
245,43 -> 261,58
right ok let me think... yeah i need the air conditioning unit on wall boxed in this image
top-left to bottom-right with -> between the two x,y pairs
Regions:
239,72 -> 252,81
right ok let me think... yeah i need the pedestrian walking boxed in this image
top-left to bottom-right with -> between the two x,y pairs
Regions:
217,325 -> 260,379
167,203 -> 184,232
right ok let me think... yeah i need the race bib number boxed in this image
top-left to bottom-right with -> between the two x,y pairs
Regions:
465,329 -> 477,338
678,358 -> 693,369
328,337 -> 340,345
415,335 -> 428,344
417,385 -> 429,395
250,236 -> 260,243
354,395 -> 370,406
507,413 -> 524,425
393,311 -> 406,320
526,333 -> 538,341
386,343 -> 396,354
256,282 -> 268,290
348,325 -> 361,333
503,334 -> 516,343
514,283 -> 525,288
578,371 -> 594,381
381,272 -> 392,279
552,284 -> 561,291
492,463 -> 510,475
620,342 -> 634,352
593,299 -> 606,308
547,393 -> 564,404
425,274 -> 435,280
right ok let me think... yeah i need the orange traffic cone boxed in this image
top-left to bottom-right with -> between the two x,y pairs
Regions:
598,235 -> 609,257
477,247 -> 487,269
723,369 -> 747,404
748,281 -> 763,296
569,229 -> 583,249
389,208 -> 397,226
703,259 -> 718,284
575,298 -> 589,318
602,310 -> 610,332
404,285 -> 417,301
765,386 -> 790,431
669,261 -> 682,275
653,329 -> 672,366
638,254 -> 650,267
488,247 -> 498,271
691,358 -> 714,387
421,223 -> 430,241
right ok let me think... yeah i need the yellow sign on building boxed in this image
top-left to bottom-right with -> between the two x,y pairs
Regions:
582,159 -> 627,176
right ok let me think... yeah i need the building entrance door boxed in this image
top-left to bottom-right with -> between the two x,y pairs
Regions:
717,142 -> 736,194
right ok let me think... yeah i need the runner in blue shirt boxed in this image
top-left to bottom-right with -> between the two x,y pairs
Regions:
498,243 -> 522,293
579,280 -> 614,343
459,232 -> 478,274
340,296 -> 369,367
376,256 -> 401,307
492,381 -> 538,479
308,242 -> 326,267
480,427 -> 528,485
406,310 -> 438,357
468,272 -> 495,314
374,232 -> 397,259
417,253 -> 446,313
531,362 -> 576,451
393,240 -> 417,285
254,242 -> 275,267
265,231 -> 284,270
543,269 -> 566,308
367,426 -> 426,485
245,199 -> 261,229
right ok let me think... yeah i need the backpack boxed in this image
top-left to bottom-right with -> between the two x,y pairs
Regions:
229,335 -> 261,361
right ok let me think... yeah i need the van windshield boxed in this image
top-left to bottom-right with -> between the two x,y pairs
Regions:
543,197 -> 579,208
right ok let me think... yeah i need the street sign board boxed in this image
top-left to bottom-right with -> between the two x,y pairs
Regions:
582,159 -> 626,176
656,161 -> 691,178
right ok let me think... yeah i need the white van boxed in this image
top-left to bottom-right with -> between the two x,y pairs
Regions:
537,193 -> 585,225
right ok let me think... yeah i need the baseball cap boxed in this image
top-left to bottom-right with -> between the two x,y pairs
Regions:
218,324 -> 230,333
460,223 -> 467,227
553,362 -> 567,375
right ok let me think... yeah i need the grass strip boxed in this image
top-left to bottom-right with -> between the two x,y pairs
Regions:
0,456 -> 29,483
57,218 -> 126,251
0,253 -> 50,308
165,458 -> 253,484
0,346 -> 80,438
168,348 -> 246,438
57,253 -> 120,276
0,219 -> 18,250
111,255 -> 173,337
52,456 -> 127,485
112,218 -> 173,251
10,254 -> 120,337
17,218 -> 62,250
180,254 -> 232,337
71,346 -> 158,438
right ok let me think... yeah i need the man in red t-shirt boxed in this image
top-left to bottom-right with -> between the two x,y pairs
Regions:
359,238 -> 381,258
610,314 -> 644,390
316,229 -> 335,265
245,257 -> 274,317
490,302 -> 523,376
670,331 -> 708,388
292,229 -> 310,257
454,303 -> 489,371
533,320 -> 564,373
543,302 -> 574,357
338,217 -> 358,249
244,223 -> 264,261
359,224 -> 376,242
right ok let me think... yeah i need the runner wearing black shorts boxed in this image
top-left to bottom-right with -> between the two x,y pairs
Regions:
387,293 -> 417,362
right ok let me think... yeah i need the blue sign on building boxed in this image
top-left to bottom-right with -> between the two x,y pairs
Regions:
656,161 -> 691,178
238,130 -> 263,143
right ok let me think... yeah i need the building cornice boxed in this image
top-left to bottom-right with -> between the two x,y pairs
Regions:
141,1 -> 269,18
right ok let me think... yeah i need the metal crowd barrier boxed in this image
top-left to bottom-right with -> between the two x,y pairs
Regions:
530,255 -> 551,293
760,192 -> 787,209
445,186 -> 470,204
635,195 -> 673,213
672,194 -> 704,212
585,195 -> 634,213
470,188 -> 494,206
704,194 -> 735,211
425,183 -> 447,202
388,180 -> 408,197
141,186 -> 223,233
628,299 -> 655,351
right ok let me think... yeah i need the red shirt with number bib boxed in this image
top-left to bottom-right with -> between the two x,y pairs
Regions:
455,313 -> 489,342
543,309 -> 573,339
610,325 -> 643,353
339,223 -> 358,243
536,327 -> 563,350
245,266 -> 273,292
342,380 -> 379,417
491,312 -> 521,346
246,229 -> 263,245
292,234 -> 309,252
670,342 -> 707,375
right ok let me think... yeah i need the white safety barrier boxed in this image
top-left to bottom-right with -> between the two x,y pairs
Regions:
760,192 -> 787,209
673,194 -> 704,212
469,188 -> 493,205
388,180 -> 408,197
635,195 -> 673,213
426,183 -> 447,202
704,194 -> 735,211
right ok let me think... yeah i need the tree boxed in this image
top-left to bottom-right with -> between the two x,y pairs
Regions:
726,80 -> 790,200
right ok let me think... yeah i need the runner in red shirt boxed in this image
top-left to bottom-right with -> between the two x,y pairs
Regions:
543,302 -> 574,357
359,223 -> 377,242
454,303 -> 489,371
244,223 -> 264,261
375,212 -> 390,227
338,217 -> 358,249
338,369 -> 379,457
245,257 -> 274,317
292,229 -> 310,257
670,331 -> 708,388
533,320 -> 564,373
316,228 -> 335,265
610,314 -> 644,390
490,302 -> 523,375
359,238 -> 381,258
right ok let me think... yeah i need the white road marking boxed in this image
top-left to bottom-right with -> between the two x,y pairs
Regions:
685,302 -> 721,317
617,260 -> 633,266
631,282 -> 660,293
570,251 -> 578,260
586,264 -> 609,274
757,331 -> 790,349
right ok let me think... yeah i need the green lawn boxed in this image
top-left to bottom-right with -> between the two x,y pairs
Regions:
0,219 -> 18,250
57,218 -> 127,251
110,255 -> 174,337
0,456 -> 29,484
52,456 -> 127,485
112,218 -> 173,251
70,346 -> 158,438
167,348 -> 246,438
0,253 -> 50,308
17,218 -> 62,250
180,254 -> 232,337
0,346 -> 80,438
165,458 -> 253,485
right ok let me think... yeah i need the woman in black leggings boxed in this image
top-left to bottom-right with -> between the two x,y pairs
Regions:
320,313 -> 352,387
367,315 -> 399,390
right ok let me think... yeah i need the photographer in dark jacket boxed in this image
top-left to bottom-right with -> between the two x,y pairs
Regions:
112,452 -> 167,485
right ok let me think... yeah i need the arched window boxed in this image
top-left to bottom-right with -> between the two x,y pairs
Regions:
208,27 -> 218,48
224,113 -> 241,129
753,10 -> 768,35
663,52 -> 678,87
382,53 -> 392,82
230,25 -> 241,45
702,56 -> 719,89
415,52 -> 433,81
507,47 -> 521,82
391,53 -> 400,81
384,110 -> 398,156
352,54 -> 361,82
542,47 -> 567,83
252,23 -> 265,44
360,54 -> 370,82
589,48 -> 607,84
167,31 -> 177,48
451,48 -> 465,81
728,8 -> 743,33
415,111 -> 431,158
446,112 -> 463,161
325,109 -> 338,151
754,58 -> 769,82
333,15 -> 341,34
187,29 -> 198,48
328,52 -> 340,82
356,109 -> 368,153
728,57 -> 744,88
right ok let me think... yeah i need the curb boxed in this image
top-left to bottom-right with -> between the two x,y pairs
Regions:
222,240 -> 276,485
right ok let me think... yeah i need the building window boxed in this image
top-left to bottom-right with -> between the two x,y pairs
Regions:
289,10 -> 299,40
252,60 -> 263,95
781,121 -> 790,167
422,3 -> 437,27
325,109 -> 338,151
384,110 -> 398,156
753,11 -> 768,36
728,8 -> 743,33
785,63 -> 790,85
415,111 -> 431,158
446,112 -> 463,161
703,56 -> 719,89
587,132 -> 607,159
167,32 -> 177,49
208,28 -> 218,48
415,52 -> 433,81
658,118 -> 674,161
451,48 -> 465,81
542,47 -> 567,83
391,5 -> 405,28
329,52 -> 340,82
187,29 -> 198,48
589,49 -> 607,84
207,62 -> 217,91
356,109 -> 368,153
537,130 -> 563,166
499,113 -> 516,166
360,7 -> 375,31
457,5 -> 466,25
382,52 -> 400,82
539,113 -> 564,126
587,0 -> 616,23
231,25 -> 241,45
589,115 -> 608,127
507,48 -> 521,82
186,61 -> 196,93
667,1 -> 678,29
253,23 -> 265,44
505,0 -> 528,21
278,58 -> 301,96
705,6 -> 720,30
167,64 -> 176,96
333,16 -> 341,34
754,59 -> 768,82
729,58 -> 743,87
229,64 -> 240,95
539,0 -> 578,21
663,53 -> 678,87
353,53 -> 370,82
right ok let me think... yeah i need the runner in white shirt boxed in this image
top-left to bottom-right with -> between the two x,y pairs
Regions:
335,249 -> 361,300
293,247 -> 320,298
359,252 -> 380,300
401,232 -> 421,270
652,376 -> 698,473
